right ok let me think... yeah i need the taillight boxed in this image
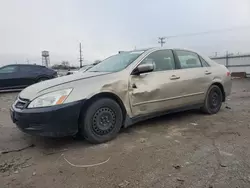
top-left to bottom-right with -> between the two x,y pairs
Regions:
226,72 -> 231,76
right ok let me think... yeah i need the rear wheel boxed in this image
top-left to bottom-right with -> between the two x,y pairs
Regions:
80,98 -> 123,144
201,85 -> 223,114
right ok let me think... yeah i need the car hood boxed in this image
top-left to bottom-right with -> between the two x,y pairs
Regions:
19,71 -> 110,100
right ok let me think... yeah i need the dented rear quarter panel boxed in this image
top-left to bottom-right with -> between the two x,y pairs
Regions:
203,59 -> 232,97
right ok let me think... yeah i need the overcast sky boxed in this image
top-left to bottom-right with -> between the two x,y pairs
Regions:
0,0 -> 250,66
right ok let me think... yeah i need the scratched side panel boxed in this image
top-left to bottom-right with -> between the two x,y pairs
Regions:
100,72 -> 132,116
129,71 -> 185,117
55,71 -> 134,117
129,73 -> 163,116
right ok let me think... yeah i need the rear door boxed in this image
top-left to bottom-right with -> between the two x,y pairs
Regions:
0,65 -> 20,89
172,50 -> 213,105
18,65 -> 41,86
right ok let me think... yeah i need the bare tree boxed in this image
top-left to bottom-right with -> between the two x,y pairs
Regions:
61,61 -> 70,67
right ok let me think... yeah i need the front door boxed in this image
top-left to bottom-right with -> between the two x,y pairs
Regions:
18,65 -> 39,86
129,49 -> 184,117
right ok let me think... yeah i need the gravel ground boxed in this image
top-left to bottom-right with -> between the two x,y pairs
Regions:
0,79 -> 250,188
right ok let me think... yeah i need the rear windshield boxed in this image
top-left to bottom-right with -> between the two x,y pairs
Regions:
88,51 -> 144,73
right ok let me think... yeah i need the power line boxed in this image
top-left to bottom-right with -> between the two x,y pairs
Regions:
158,37 -> 166,47
164,25 -> 250,39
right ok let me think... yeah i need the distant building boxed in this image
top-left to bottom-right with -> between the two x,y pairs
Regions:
211,54 -> 250,77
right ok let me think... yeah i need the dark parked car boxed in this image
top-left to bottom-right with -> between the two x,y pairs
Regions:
0,64 -> 57,91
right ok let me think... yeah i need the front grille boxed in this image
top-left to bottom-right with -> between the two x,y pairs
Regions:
15,97 -> 30,109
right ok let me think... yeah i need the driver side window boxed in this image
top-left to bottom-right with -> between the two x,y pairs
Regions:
140,50 -> 175,72
0,65 -> 18,73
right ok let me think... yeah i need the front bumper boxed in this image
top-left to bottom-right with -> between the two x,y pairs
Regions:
10,100 -> 85,137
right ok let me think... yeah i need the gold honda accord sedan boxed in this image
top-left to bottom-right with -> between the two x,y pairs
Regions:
11,48 -> 232,143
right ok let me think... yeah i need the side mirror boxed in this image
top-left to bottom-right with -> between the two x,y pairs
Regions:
132,63 -> 154,75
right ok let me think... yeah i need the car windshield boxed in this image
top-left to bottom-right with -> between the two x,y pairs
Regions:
79,65 -> 93,72
88,51 -> 144,72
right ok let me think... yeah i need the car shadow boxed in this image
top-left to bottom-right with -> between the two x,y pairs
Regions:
122,109 -> 203,134
25,109 -> 204,153
0,89 -> 22,94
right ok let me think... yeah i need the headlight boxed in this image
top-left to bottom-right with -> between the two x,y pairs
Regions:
28,88 -> 73,108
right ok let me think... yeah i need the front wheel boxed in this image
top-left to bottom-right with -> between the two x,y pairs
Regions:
201,85 -> 223,114
80,98 -> 123,144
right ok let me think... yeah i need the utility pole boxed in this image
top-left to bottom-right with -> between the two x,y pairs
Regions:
226,51 -> 229,68
158,37 -> 166,47
79,43 -> 83,68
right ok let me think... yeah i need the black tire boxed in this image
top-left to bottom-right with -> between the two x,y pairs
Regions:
201,85 -> 223,114
80,98 -> 123,144
37,77 -> 49,83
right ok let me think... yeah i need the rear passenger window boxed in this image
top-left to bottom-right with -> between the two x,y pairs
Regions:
0,66 -> 18,73
20,65 -> 41,72
199,57 -> 210,67
141,50 -> 175,72
175,50 -> 202,69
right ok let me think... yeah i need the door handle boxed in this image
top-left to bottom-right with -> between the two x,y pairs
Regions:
205,70 -> 212,75
170,75 -> 180,80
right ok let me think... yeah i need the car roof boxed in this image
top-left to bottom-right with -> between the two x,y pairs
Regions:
146,47 -> 197,52
2,64 -> 45,68
122,47 -> 199,54
16,64 -> 44,67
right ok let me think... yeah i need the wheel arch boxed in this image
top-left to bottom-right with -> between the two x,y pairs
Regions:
78,92 -> 127,127
210,82 -> 226,102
